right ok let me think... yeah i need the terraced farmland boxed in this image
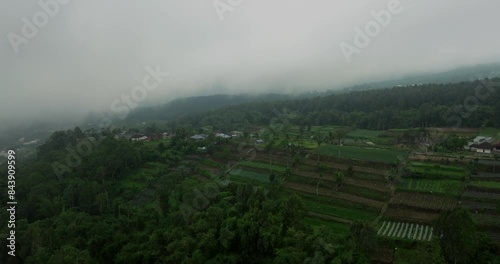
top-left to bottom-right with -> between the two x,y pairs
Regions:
463,190 -> 500,201
391,192 -> 456,211
469,181 -> 500,190
303,217 -> 350,237
409,162 -> 466,180
377,221 -> 433,241
397,178 -> 463,197
314,145 -> 408,164
302,197 -> 378,222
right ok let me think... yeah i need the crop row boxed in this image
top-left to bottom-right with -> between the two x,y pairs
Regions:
377,221 -> 433,241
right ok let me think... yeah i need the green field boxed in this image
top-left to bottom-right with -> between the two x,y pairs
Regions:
398,178 -> 463,196
121,162 -> 168,191
314,145 -> 408,163
303,217 -> 350,236
409,162 -> 466,180
229,169 -> 270,183
347,129 -> 383,139
480,127 -> 500,141
301,197 -> 377,222
469,181 -> 500,190
239,160 -> 287,173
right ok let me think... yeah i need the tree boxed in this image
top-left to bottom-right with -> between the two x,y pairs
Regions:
436,208 -> 479,264
347,165 -> 354,178
314,130 -> 324,147
269,173 -> 276,183
334,129 -> 347,145
334,171 -> 345,188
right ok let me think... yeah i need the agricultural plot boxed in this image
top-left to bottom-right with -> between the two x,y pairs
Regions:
303,217 -> 350,237
472,214 -> 500,227
377,221 -> 433,241
472,172 -> 500,181
238,160 -> 287,173
397,178 -> 463,197
409,162 -> 466,180
347,129 -> 383,139
469,181 -> 500,190
121,162 -> 167,190
479,127 -> 500,141
461,200 -> 497,210
391,192 -> 456,211
301,197 -> 378,222
463,190 -> 500,201
314,145 -> 408,164
229,169 -> 270,183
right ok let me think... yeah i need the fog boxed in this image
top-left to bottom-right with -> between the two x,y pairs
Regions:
1,0 -> 500,125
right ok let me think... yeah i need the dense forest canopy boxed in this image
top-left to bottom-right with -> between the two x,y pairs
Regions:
175,79 -> 500,131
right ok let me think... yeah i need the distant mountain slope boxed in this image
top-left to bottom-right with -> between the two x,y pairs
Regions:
126,62 -> 500,122
126,93 -> 296,121
341,63 -> 500,92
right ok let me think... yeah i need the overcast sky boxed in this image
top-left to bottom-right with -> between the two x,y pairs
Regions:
1,0 -> 500,125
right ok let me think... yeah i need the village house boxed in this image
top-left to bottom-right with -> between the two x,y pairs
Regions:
465,136 -> 496,153
190,134 -> 208,140
469,142 -> 495,154
131,134 -> 149,141
215,133 -> 231,139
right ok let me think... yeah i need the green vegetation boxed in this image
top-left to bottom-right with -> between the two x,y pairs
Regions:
229,169 -> 270,183
469,181 -> 500,189
303,217 -> 350,236
315,145 -> 408,163
398,179 -> 463,197
480,127 -> 500,141
408,162 -> 466,180
347,129 -> 383,139
301,197 -> 377,222
239,160 -> 287,173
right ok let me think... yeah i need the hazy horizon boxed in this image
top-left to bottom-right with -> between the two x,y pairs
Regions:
2,0 -> 500,125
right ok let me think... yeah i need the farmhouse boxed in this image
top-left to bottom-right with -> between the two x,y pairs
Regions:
215,133 -> 231,139
190,134 -> 208,140
469,142 -> 494,153
162,132 -> 172,139
255,139 -> 264,144
471,136 -> 493,144
230,131 -> 243,138
131,134 -> 149,141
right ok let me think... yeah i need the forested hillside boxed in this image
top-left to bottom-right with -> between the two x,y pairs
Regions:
0,129 -> 379,263
179,79 -> 500,132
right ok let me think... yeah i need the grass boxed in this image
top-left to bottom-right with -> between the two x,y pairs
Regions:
238,160 -> 287,173
469,181 -> 500,190
303,217 -> 350,236
298,193 -> 379,213
394,248 -> 419,264
301,197 -> 377,222
121,162 -> 168,190
480,127 -> 500,141
229,169 -> 270,183
409,162 -> 466,180
397,178 -> 463,197
342,185 -> 388,201
347,129 -> 383,139
314,145 -> 408,164
200,158 -> 222,169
